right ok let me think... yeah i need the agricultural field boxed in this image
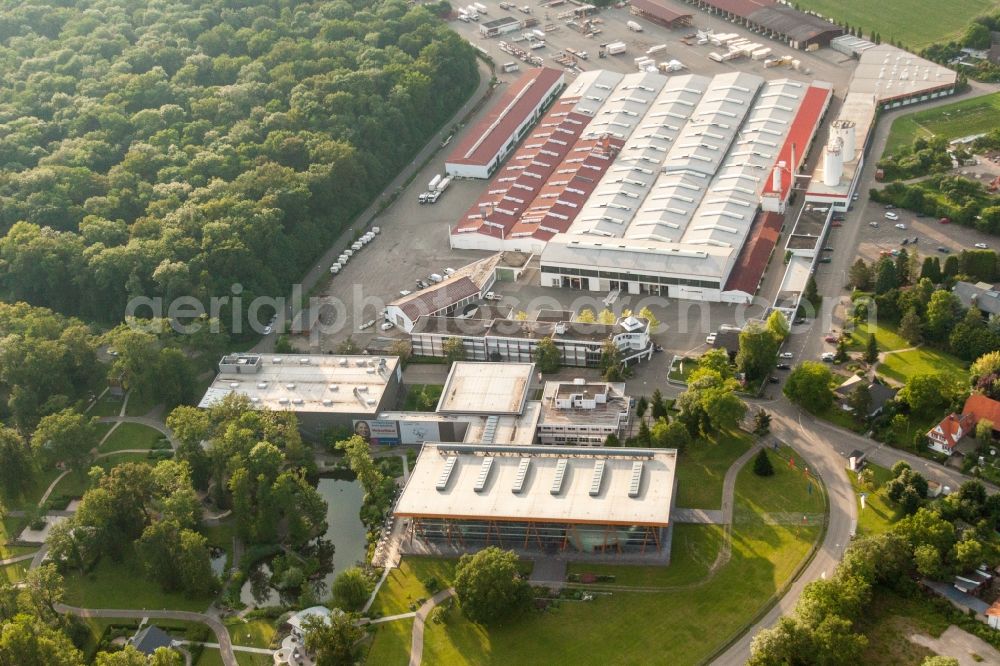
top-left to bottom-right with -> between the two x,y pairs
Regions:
797,0 -> 1000,50
885,92 -> 1000,154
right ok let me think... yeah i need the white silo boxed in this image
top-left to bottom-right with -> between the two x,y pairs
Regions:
823,136 -> 843,187
831,119 -> 857,161
772,161 -> 785,191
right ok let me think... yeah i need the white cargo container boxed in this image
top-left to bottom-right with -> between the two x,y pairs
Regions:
646,44 -> 667,56
502,61 -> 520,72
626,20 -> 642,31
708,52 -> 724,62
751,48 -> 771,60
531,40 -> 545,49
343,249 -> 353,258
372,226 -> 380,234
533,29 -> 545,39
606,41 -> 626,55
428,174 -> 442,190
351,241 -> 363,251
436,176 -> 451,192
330,265 -> 340,275
474,2 -> 488,13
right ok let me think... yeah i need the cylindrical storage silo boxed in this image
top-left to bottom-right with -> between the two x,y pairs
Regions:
823,138 -> 843,187
831,119 -> 856,160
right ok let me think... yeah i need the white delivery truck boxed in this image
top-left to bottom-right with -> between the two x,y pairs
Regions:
474,2 -> 488,13
606,41 -> 626,55
428,174 -> 442,191
627,20 -> 643,32
436,176 -> 451,192
428,273 -> 444,283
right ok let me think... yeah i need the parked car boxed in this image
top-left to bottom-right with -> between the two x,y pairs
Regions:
443,267 -> 456,276
484,292 -> 502,301
884,204 -> 895,210
416,279 -> 429,289
399,289 -> 412,297
975,243 -> 989,249
894,223 -> 906,229
821,352 -> 835,362
937,246 -> 950,253
884,211 -> 899,220
776,363 -> 791,370
706,333 -> 717,344
831,220 -> 843,227
768,376 -> 780,384
911,237 -> 919,244
869,221 -> 879,227
852,192 -> 860,201
939,217 -> 951,224
901,238 -> 909,246
380,321 -> 395,331
263,325 -> 272,335
793,318 -> 806,325
779,351 -> 794,359
359,319 -> 376,330
824,335 -> 838,343
822,246 -> 834,252
818,257 -> 832,263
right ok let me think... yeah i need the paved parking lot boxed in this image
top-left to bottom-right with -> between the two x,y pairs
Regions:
449,0 -> 853,91
850,191 -> 996,266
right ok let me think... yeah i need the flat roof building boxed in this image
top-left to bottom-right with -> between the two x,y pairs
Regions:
629,0 -> 693,28
437,361 -> 535,416
682,0 -> 842,49
199,353 -> 402,438
395,443 -> 677,559
537,379 -> 631,445
446,68 -> 565,179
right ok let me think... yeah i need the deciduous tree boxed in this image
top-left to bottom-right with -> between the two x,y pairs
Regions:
453,547 -> 530,624
783,362 -> 834,413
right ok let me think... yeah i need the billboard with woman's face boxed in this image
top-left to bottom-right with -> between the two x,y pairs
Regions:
352,419 -> 400,445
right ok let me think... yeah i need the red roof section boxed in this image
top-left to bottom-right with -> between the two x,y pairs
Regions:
963,394 -> 1000,429
453,98 -> 596,239
762,84 -> 831,201
508,136 -> 625,241
723,211 -> 783,295
702,0 -> 775,18
927,412 -> 975,450
447,67 -> 564,168
629,0 -> 693,24
396,277 -> 481,321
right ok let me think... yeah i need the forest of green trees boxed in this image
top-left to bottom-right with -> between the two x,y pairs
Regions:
0,0 -> 478,331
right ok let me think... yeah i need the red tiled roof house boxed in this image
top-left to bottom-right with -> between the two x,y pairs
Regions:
927,394 -> 1000,455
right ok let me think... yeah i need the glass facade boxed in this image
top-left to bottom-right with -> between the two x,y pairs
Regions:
541,263 -> 720,290
411,517 -> 664,553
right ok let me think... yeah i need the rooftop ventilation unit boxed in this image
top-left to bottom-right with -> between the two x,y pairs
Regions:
590,459 -> 607,497
291,398 -> 303,405
257,382 -> 268,389
437,456 -> 458,491
628,461 -> 644,497
551,459 -> 569,495
328,384 -> 338,391
272,357 -> 283,363
285,383 -> 296,390
277,398 -> 289,405
299,358 -> 310,364
474,457 -> 495,493
229,382 -> 240,388
512,458 -> 530,494
339,358 -> 348,367
322,399 -> 333,406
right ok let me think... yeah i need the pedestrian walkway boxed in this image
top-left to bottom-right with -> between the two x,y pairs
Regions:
408,589 -> 454,666
672,508 -> 725,524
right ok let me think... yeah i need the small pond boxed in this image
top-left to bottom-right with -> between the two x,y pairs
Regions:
238,477 -> 367,607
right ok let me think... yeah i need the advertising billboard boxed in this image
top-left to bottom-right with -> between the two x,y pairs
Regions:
398,420 -> 441,444
352,419 -> 400,445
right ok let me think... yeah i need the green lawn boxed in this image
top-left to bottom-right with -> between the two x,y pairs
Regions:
848,464 -> 901,536
877,348 -> 968,385
673,430 -> 753,509
1,516 -> 34,560
797,0 -> 1000,51
368,558 -> 459,617
98,423 -> 167,453
377,443 -> 824,665
49,452 -> 159,503
226,618 -> 276,649
817,401 -> 867,434
194,649 -> 225,666
847,321 -> 910,353
88,397 -> 126,417
62,547 -> 215,612
0,560 -> 30,583
857,588 -> 950,666
125,392 -> 159,417
364,618 -> 413,666
668,357 -> 700,383
734,445 -> 826,518
402,384 -> 443,412
201,521 -> 238,571
885,91 -> 1000,154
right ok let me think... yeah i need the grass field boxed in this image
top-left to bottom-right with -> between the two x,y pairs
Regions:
369,443 -> 824,665
848,463 -> 900,536
226,618 -> 276,649
847,321 -> 910,353
62,547 -> 215,612
364,618 -> 413,665
0,560 -> 30,583
368,558 -> 459,617
98,423 -> 167,453
0,516 -> 33,560
673,430 -> 753,509
796,0 -> 1000,51
668,357 -> 700,383
857,589 -> 950,666
402,384 -> 443,412
885,92 -> 1000,154
877,348 -> 968,385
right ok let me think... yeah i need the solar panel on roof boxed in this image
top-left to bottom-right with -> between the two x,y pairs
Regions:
437,456 -> 458,491
512,458 -> 530,494
474,456 -> 495,493
628,461 -> 644,498
589,459 -> 606,497
551,458 -> 568,495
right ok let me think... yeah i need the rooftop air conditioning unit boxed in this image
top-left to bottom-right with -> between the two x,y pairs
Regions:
291,398 -> 304,405
257,382 -> 268,389
273,357 -> 283,363
328,384 -> 339,391
299,358 -> 310,364
285,383 -> 296,389
322,399 -> 333,406
229,382 -> 240,388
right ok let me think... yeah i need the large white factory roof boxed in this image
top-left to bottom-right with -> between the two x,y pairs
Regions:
394,444 -> 678,526
564,69 -> 627,117
572,74 -> 711,239
198,354 -> 399,414
580,71 -> 667,141
542,234 -> 734,280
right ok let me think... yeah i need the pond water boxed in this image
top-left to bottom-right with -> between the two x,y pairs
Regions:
237,477 -> 367,607
209,549 -> 227,577
315,477 -> 368,595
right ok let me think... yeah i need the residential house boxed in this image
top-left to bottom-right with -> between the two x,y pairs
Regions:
834,376 -> 898,418
953,281 -> 1000,317
963,393 -> 1000,438
927,412 -> 975,456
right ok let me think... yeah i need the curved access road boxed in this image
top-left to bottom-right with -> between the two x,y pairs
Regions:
712,405 -> 857,665
56,604 -> 236,666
